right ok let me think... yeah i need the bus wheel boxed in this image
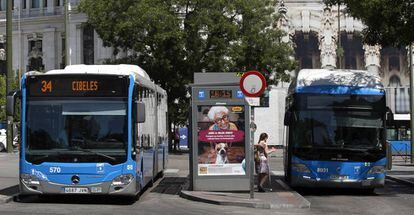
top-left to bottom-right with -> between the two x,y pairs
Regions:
363,188 -> 375,194
0,143 -> 5,152
148,178 -> 154,187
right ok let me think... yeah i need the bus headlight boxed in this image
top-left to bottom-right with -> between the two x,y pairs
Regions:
292,163 -> 311,173
21,174 -> 40,185
368,166 -> 385,174
111,174 -> 134,186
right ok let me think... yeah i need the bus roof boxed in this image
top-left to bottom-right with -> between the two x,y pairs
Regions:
28,64 -> 166,95
291,69 -> 384,95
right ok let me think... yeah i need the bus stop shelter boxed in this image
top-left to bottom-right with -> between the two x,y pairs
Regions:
189,73 -> 252,191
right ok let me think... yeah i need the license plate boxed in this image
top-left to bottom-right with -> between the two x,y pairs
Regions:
330,175 -> 349,180
64,187 -> 89,194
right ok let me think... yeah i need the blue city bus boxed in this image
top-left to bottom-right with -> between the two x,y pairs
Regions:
7,65 -> 168,198
283,69 -> 388,191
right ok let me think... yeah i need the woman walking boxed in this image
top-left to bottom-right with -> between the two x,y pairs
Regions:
255,133 -> 276,192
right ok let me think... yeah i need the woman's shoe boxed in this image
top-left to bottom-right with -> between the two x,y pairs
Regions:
258,186 -> 265,192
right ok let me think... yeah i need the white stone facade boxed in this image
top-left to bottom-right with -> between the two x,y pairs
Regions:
0,0 -> 114,76
255,0 -> 411,145
278,0 -> 410,86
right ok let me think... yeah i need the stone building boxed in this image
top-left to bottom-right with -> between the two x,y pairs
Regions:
254,0 -> 411,145
0,0 -> 410,144
0,0 -> 114,76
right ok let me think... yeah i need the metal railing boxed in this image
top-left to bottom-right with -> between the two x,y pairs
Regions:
385,87 -> 411,114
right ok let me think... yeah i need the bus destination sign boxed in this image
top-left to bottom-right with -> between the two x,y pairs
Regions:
28,75 -> 128,97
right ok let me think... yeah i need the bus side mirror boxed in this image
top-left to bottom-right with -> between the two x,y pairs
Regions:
284,110 -> 292,126
386,107 -> 393,124
135,102 -> 146,123
6,91 -> 20,117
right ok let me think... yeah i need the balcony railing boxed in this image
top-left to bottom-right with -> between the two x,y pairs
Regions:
385,87 -> 411,115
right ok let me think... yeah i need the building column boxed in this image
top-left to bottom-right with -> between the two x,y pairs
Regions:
363,44 -> 381,75
23,33 -> 29,73
43,28 -> 57,71
277,0 -> 292,44
47,0 -> 54,14
319,7 -> 337,69
25,0 -> 30,16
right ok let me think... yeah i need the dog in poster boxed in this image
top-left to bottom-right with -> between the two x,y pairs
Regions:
215,143 -> 229,164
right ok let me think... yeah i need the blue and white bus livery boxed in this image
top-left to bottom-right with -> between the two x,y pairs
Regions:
283,69 -> 388,190
7,64 -> 168,198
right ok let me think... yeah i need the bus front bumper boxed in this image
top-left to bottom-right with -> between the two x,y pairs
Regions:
19,178 -> 137,196
291,176 -> 385,188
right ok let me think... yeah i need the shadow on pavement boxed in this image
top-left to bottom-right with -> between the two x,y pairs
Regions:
293,179 -> 414,196
151,177 -> 188,195
15,194 -> 138,205
0,185 -> 19,196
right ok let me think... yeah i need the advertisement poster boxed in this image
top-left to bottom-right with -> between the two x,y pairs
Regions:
197,105 -> 246,176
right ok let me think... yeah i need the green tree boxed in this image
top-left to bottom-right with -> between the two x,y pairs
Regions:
325,0 -> 414,46
79,0 -> 296,125
0,75 -> 19,122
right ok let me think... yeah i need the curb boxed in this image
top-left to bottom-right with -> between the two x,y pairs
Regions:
179,183 -> 311,209
386,175 -> 414,187
179,190 -> 267,209
275,179 -> 311,209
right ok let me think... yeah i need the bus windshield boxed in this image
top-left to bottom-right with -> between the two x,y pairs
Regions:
25,99 -> 128,164
293,110 -> 384,150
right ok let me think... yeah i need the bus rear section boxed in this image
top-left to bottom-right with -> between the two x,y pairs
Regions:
284,69 -> 388,190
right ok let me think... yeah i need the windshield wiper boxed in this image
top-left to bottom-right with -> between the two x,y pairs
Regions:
29,151 -> 61,163
69,147 -> 117,161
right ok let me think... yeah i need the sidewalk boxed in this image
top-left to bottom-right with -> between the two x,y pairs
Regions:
180,152 -> 310,209
387,157 -> 414,187
0,152 -> 19,203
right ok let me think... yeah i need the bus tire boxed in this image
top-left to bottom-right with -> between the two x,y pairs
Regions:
148,178 -> 154,187
363,188 -> 375,194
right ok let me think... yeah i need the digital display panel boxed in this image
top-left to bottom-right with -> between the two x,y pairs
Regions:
209,90 -> 232,99
27,75 -> 128,97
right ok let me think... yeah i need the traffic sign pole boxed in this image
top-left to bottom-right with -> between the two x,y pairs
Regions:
239,71 -> 267,199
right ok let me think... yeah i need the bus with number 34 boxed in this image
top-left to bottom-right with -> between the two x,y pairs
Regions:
7,64 -> 168,199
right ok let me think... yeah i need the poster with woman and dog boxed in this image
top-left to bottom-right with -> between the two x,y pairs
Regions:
197,105 -> 246,176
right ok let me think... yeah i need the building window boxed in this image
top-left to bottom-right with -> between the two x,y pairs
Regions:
293,31 -> 321,69
389,75 -> 401,87
31,0 -> 40,8
388,55 -> 400,71
0,0 -> 6,11
55,0 -> 60,7
23,0 -> 27,9
28,40 -> 44,71
61,35 -> 66,68
340,33 -> 364,70
83,26 -> 94,65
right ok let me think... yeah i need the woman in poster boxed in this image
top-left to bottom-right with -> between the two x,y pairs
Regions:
207,106 -> 238,131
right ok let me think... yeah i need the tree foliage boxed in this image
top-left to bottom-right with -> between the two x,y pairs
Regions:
79,0 -> 296,125
325,0 -> 414,46
0,75 -> 20,122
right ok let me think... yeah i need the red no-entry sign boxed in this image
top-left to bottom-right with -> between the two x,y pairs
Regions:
239,71 -> 267,97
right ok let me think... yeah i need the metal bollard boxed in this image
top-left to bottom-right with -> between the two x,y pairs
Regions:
386,141 -> 392,170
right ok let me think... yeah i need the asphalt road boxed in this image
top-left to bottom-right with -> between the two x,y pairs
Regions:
0,152 -> 414,215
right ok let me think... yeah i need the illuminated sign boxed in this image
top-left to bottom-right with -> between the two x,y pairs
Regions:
27,75 -> 128,97
72,81 -> 99,91
209,90 -> 232,99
